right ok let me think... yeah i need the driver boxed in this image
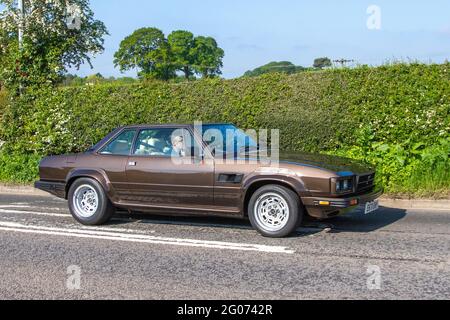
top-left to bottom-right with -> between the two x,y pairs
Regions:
170,135 -> 186,158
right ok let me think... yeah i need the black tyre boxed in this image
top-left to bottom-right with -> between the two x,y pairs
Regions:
248,185 -> 303,238
68,178 -> 115,226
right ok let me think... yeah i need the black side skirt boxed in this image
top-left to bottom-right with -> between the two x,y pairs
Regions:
34,181 -> 66,199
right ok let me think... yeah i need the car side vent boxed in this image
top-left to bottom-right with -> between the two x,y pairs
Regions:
218,174 -> 244,184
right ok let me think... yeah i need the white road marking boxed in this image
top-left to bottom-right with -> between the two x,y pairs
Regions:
0,207 -> 315,233
0,219 -> 156,235
64,224 -> 157,234
0,209 -> 67,218
0,221 -> 295,254
0,205 -> 66,211
0,208 -> 253,230
0,205 -> 32,208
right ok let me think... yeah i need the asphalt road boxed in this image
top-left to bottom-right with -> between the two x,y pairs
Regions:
0,193 -> 449,300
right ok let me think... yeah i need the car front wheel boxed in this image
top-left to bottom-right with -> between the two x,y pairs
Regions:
248,185 -> 302,238
68,178 -> 115,226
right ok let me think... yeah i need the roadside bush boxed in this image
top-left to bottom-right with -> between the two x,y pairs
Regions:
0,89 -> 7,121
331,137 -> 450,197
0,152 -> 41,183
0,63 -> 449,196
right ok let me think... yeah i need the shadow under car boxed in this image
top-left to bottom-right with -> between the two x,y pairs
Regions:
107,206 -> 407,236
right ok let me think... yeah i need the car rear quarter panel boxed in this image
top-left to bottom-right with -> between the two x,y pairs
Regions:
64,153 -> 125,202
65,168 -> 115,199
39,155 -> 69,182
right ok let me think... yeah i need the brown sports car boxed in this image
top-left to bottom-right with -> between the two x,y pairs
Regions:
35,123 -> 382,237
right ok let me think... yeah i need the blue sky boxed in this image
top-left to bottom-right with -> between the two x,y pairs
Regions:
73,0 -> 450,79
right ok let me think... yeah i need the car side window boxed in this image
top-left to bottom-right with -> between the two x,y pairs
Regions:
100,130 -> 136,155
133,128 -> 197,157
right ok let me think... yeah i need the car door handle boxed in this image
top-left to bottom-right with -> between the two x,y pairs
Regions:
128,161 -> 137,166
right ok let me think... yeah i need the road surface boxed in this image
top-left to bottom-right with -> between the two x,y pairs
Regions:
0,193 -> 449,300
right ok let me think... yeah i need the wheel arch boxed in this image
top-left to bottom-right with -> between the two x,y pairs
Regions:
65,169 -> 114,201
242,177 -> 306,217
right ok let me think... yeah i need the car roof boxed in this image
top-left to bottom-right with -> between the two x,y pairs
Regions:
117,123 -> 235,130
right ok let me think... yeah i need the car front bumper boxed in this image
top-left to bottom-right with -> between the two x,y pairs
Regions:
34,181 -> 66,199
301,187 -> 384,219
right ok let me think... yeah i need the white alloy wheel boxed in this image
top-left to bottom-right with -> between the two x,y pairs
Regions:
73,184 -> 99,218
254,192 -> 290,232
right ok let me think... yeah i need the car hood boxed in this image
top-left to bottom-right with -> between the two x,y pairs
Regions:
279,152 -> 373,175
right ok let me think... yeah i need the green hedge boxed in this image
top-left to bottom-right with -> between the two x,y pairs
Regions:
0,90 -> 7,121
1,63 -> 449,196
0,153 -> 41,183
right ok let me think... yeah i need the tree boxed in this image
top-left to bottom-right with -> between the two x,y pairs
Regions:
61,73 -> 81,86
0,27 -> 11,90
115,28 -> 224,80
114,27 -> 176,81
85,73 -> 104,85
60,73 -> 137,87
191,36 -> 224,78
167,30 -> 195,79
313,57 -> 332,69
0,0 -> 108,92
244,61 -> 305,77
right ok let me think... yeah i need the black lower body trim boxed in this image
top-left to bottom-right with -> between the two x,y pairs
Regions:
34,181 -> 66,199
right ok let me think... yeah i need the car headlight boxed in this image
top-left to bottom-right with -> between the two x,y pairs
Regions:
335,178 -> 354,193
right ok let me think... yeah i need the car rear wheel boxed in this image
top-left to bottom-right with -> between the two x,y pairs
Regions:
248,185 -> 302,238
68,178 -> 115,225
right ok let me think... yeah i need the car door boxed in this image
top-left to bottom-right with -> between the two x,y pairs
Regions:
125,126 -> 215,209
94,128 -> 138,202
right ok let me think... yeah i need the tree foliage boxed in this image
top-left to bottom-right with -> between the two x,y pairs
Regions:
115,28 -> 224,80
313,57 -> 332,69
113,27 -> 176,81
167,30 -> 195,79
190,36 -> 224,78
0,0 -> 108,92
61,73 -> 136,86
244,61 -> 305,77
0,28 -> 11,90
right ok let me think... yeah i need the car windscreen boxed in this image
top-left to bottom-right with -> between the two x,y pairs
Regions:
201,124 -> 258,155
86,128 -> 121,152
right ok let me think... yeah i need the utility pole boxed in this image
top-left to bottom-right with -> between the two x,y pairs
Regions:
18,0 -> 24,49
333,58 -> 354,68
